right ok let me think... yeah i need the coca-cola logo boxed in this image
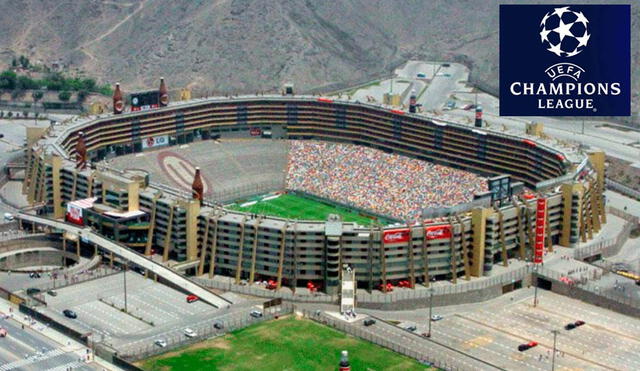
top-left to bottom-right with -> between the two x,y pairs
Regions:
160,94 -> 169,106
426,229 -> 446,238
383,229 -> 410,244
114,100 -> 124,113
425,225 -> 452,240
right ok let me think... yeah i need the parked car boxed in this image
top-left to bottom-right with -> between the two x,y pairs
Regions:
214,322 -> 224,330
250,310 -> 263,318
0,327 -> 7,337
431,314 -> 443,321
154,339 -> 167,347
416,73 -> 426,78
26,288 -> 41,296
517,341 -> 538,351
186,294 -> 199,303
441,63 -> 451,67
565,322 -> 577,330
406,325 -> 417,332
3,213 -> 14,221
47,290 -> 57,297
62,309 -> 77,319
29,272 -> 41,279
636,280 -> 640,286
184,328 -> 197,338
364,319 -> 376,326
566,320 -> 586,330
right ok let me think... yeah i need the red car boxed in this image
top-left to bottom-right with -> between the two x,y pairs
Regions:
186,294 -> 199,303
518,341 -> 538,351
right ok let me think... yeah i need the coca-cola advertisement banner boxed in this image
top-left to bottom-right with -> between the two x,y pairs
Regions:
66,204 -> 83,226
425,225 -> 452,240
383,229 -> 411,244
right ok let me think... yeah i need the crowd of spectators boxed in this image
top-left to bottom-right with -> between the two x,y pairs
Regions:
286,140 -> 487,222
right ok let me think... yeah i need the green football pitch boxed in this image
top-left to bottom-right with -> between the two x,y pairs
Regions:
226,193 -> 393,225
138,316 -> 431,371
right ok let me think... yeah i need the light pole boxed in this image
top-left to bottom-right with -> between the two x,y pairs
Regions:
123,260 -> 128,313
581,119 -> 585,135
533,264 -> 539,307
551,329 -> 559,371
427,288 -> 434,338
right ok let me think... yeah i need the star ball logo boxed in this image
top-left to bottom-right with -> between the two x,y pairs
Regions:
500,5 -> 630,117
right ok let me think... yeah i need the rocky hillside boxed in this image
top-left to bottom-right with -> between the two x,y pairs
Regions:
0,0 -> 637,122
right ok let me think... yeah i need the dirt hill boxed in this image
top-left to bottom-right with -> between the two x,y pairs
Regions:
0,0 -> 637,122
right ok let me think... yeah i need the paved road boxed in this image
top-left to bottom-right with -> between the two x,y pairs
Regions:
16,213 -> 231,308
0,314 -> 94,371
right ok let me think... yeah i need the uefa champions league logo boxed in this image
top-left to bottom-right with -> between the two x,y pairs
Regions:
539,6 -> 590,57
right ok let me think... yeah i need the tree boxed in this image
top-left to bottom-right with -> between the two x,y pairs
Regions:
32,91 -> 44,101
7,111 -> 13,118
0,111 -> 3,118
0,70 -> 17,90
58,91 -> 71,101
18,55 -> 30,69
77,90 -> 89,102
23,111 -> 29,118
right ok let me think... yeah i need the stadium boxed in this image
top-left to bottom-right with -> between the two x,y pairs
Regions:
22,86 -> 606,295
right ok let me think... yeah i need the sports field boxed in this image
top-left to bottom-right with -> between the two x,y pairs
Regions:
226,193 -> 393,225
138,316 -> 430,371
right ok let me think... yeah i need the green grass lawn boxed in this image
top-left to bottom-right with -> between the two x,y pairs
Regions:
138,316 -> 431,371
226,193 -> 392,225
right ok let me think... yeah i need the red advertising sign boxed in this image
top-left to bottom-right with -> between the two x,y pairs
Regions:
425,225 -> 452,240
534,198 -> 547,264
249,128 -> 262,136
383,229 -> 411,244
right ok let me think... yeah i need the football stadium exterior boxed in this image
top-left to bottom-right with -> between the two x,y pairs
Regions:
23,95 -> 606,294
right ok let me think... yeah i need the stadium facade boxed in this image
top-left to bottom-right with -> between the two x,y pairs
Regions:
22,95 -> 606,294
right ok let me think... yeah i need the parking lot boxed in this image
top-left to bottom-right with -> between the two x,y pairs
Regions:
389,289 -> 640,370
37,272 -> 260,354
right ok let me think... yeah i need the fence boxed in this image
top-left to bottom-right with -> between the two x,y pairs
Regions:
193,277 -> 338,303
119,302 -> 294,361
25,265 -> 120,293
535,266 -> 640,315
196,265 -> 532,309
300,309 -> 501,371
19,303 -> 90,345
573,208 -> 637,261
606,179 -> 640,200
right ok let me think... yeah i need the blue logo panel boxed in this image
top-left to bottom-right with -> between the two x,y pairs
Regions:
500,4 -> 630,116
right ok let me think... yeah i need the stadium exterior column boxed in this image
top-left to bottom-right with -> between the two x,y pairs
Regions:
579,194 -> 587,243
162,203 -> 175,262
70,171 -> 78,201
185,199 -> 201,261
421,220 -> 430,287
248,217 -> 261,285
235,216 -> 247,284
76,237 -> 81,258
585,195 -> 594,240
87,171 -> 94,197
545,203 -> 553,252
470,208 -> 492,277
559,183 -> 581,247
524,200 -> 535,259
145,194 -> 161,257
448,217 -> 457,284
588,150 -> 606,226
497,209 -> 508,267
455,214 -> 471,280
378,226 -> 387,292
367,225 -> 374,293
197,212 -> 213,276
513,199 -> 526,259
407,226 -> 416,288
291,222 -> 298,292
208,217 -> 220,278
50,155 -> 64,219
276,223 -> 288,290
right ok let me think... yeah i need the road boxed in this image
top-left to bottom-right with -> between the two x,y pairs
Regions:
0,314 -> 94,371
15,213 -> 231,309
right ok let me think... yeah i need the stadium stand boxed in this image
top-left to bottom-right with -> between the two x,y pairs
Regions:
286,140 -> 487,222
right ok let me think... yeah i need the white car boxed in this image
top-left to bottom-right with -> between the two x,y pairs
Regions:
431,314 -> 443,321
250,310 -> 263,318
154,339 -> 167,347
184,328 -> 197,338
